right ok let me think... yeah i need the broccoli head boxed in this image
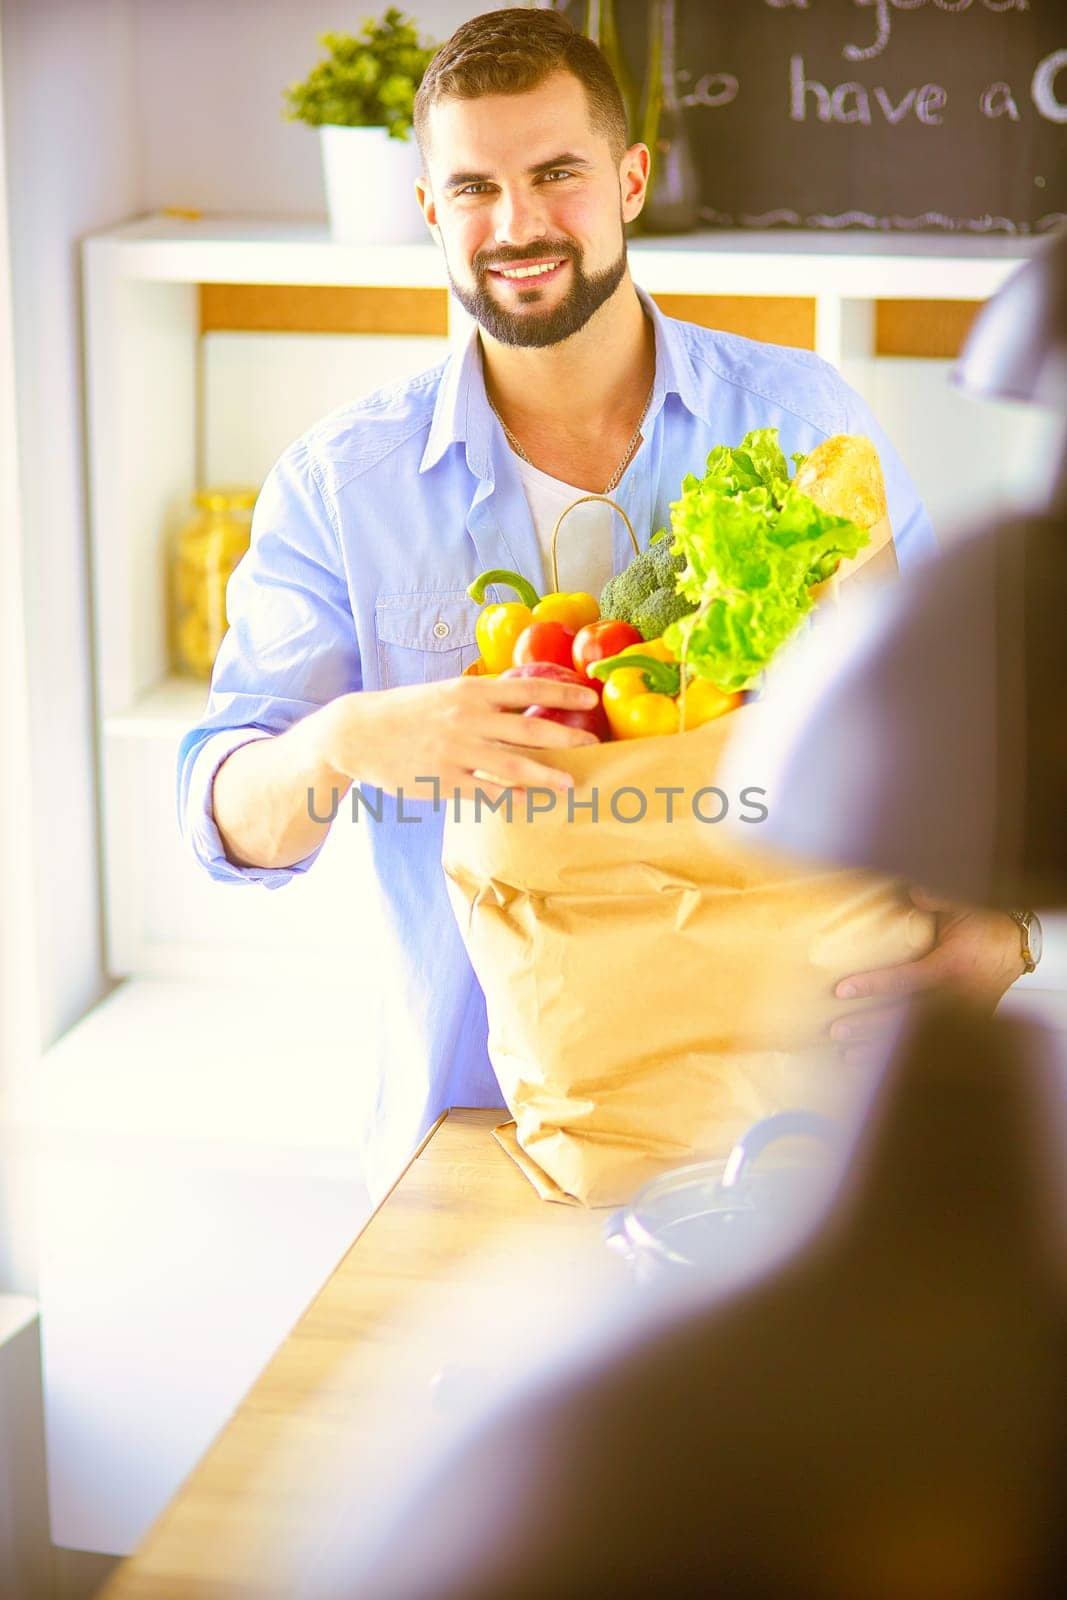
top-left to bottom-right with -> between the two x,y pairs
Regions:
630,587 -> 696,640
599,532 -> 695,641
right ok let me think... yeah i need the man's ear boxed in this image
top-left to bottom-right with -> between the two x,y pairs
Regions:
620,142 -> 651,224
415,176 -> 439,235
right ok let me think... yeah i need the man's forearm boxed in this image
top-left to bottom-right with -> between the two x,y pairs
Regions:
211,696 -> 357,870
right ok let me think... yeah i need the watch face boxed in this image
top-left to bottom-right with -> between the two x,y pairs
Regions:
1029,913 -> 1043,967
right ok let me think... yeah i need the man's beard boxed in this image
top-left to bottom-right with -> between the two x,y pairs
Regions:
447,239 -> 628,349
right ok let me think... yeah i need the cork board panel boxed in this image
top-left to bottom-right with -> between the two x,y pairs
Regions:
651,294 -> 816,350
876,300 -> 981,360
200,284 -> 449,337
198,284 -> 982,359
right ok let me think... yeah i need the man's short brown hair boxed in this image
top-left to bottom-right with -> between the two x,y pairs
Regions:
413,8 -> 629,163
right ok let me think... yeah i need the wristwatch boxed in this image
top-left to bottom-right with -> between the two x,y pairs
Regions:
1009,910 -> 1043,975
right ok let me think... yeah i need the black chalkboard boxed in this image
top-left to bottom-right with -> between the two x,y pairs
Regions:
559,1 -> 1065,236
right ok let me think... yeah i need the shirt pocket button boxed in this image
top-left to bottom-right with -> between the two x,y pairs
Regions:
374,592 -> 479,688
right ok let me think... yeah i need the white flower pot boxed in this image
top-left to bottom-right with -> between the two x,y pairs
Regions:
319,125 -> 427,246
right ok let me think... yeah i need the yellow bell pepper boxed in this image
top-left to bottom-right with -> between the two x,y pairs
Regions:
474,604 -> 532,673
678,675 -> 742,730
467,568 -> 598,672
532,590 -> 600,631
621,636 -> 676,664
600,666 -> 680,739
590,641 -> 742,738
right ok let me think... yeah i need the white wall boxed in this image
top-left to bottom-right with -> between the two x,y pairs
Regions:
0,25 -> 133,1569
0,0 -> 46,1310
130,0 -> 512,220
2,0 -> 143,1086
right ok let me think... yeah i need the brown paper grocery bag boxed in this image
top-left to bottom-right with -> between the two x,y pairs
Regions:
442,701 -> 935,1208
490,1120 -> 578,1205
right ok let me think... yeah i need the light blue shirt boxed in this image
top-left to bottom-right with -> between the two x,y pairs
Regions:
177,287 -> 937,1196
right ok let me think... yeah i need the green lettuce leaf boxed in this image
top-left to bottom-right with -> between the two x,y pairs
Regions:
662,428 -> 869,693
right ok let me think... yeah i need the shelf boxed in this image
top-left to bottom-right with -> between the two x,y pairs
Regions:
630,228 -> 1035,299
86,214 -> 450,289
84,211 -> 1037,299
104,675 -> 211,740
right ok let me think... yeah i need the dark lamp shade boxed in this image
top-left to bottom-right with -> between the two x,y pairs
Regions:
722,512 -> 1067,911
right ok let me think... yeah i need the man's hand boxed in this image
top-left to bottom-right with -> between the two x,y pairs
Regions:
830,886 -> 1027,1065
319,672 -> 603,802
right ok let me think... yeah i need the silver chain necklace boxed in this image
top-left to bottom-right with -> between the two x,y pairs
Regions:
488,373 -> 656,496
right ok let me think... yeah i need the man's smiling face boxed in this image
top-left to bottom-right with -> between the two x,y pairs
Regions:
417,71 -> 639,349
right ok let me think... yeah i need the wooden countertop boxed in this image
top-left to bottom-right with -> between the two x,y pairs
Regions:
98,1109 -> 625,1599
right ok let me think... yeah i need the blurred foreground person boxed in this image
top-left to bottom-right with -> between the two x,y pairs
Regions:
332,997 -> 1067,1599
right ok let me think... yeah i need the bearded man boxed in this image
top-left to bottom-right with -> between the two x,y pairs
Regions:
178,9 -> 1032,1197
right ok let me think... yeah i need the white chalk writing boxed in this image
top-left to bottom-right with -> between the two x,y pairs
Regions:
790,56 -> 948,124
841,0 -> 1029,64
699,207 -> 1067,235
1031,49 -> 1067,123
680,71 -> 740,110
980,80 -> 1021,119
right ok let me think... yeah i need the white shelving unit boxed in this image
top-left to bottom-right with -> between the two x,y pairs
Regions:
45,212 -> 1055,1558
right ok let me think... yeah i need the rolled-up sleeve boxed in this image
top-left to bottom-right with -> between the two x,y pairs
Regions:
176,437 -> 361,888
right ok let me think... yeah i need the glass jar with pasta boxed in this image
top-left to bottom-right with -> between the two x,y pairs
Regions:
170,487 -> 257,678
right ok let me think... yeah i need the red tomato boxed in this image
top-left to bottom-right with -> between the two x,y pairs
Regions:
511,620 -> 577,670
572,619 -> 644,678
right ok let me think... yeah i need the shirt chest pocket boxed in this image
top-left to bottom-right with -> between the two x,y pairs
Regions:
374,591 -> 481,689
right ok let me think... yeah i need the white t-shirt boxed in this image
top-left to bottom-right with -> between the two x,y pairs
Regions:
515,455 -> 617,601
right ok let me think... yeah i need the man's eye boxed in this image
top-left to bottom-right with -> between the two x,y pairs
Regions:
541,169 -> 574,183
458,183 -> 492,197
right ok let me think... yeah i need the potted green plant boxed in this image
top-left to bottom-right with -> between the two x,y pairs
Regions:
283,9 -> 438,245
